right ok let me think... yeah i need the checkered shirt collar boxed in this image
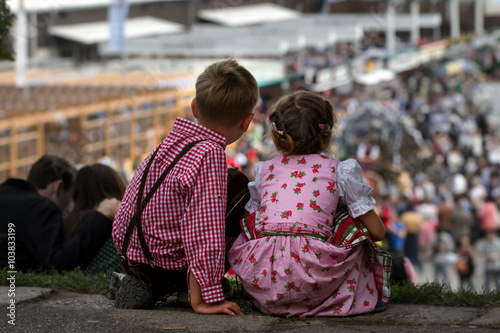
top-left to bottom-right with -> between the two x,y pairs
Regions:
171,117 -> 227,147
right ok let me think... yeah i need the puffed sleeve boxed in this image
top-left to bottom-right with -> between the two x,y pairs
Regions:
337,159 -> 376,218
245,161 -> 264,214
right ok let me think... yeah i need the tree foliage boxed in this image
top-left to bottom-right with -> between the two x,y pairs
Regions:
0,0 -> 15,60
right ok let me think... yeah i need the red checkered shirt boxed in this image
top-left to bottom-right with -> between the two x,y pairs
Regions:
112,117 -> 228,303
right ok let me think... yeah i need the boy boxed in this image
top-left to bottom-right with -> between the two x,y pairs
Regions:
112,59 -> 258,315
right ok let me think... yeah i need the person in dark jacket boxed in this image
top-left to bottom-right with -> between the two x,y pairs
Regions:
0,155 -> 120,271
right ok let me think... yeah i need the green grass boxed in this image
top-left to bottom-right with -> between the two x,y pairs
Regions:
0,267 -> 109,294
2,268 -> 500,309
390,281 -> 500,308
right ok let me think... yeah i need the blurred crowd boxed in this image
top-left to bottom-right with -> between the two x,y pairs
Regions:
232,60 -> 500,292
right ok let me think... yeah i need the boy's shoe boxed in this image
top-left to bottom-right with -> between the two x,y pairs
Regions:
114,274 -> 153,309
372,300 -> 387,313
222,277 -> 234,300
105,272 -> 126,301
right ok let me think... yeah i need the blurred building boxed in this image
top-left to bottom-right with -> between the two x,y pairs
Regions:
7,0 -> 316,63
3,0 -> 500,181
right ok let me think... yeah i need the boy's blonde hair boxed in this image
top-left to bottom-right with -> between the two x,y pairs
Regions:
269,90 -> 338,155
195,59 -> 259,126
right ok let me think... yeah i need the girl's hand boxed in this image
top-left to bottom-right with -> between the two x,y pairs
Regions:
191,300 -> 243,316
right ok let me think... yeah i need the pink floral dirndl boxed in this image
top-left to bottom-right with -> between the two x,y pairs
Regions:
228,154 -> 391,317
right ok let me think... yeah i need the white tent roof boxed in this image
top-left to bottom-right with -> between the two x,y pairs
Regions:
49,16 -> 183,45
7,0 -> 168,13
324,13 -> 442,30
114,13 -> 364,58
197,3 -> 301,27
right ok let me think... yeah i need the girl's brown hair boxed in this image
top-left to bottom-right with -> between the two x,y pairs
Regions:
65,164 -> 127,241
269,90 -> 337,155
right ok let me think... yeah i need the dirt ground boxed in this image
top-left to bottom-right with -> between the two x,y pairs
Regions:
3,290 -> 499,333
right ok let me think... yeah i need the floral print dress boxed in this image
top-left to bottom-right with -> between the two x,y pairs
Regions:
229,154 -> 390,317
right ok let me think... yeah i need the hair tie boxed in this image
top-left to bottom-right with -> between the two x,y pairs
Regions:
319,123 -> 330,132
272,122 -> 283,135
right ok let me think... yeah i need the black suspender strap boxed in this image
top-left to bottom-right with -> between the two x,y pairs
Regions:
120,140 -> 203,268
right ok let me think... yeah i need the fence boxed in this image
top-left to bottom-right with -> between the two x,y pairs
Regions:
0,78 -> 195,181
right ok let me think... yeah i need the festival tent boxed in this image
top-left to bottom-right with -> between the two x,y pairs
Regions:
49,16 -> 184,46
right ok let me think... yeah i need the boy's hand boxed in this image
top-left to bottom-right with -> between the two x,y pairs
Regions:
188,272 -> 243,316
191,300 -> 243,316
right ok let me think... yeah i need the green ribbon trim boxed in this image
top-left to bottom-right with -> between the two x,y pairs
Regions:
259,230 -> 325,241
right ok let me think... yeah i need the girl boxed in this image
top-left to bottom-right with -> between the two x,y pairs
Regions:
229,90 -> 389,317
66,163 -> 126,272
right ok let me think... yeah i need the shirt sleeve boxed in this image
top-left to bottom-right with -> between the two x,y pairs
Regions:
245,161 -> 264,214
337,159 -> 376,218
181,145 -> 227,303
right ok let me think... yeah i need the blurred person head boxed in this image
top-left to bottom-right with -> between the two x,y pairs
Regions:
456,194 -> 471,211
268,90 -> 338,155
485,230 -> 498,242
459,235 -> 472,248
27,154 -> 77,214
390,209 -> 400,222
397,171 -> 413,198
400,210 -> 422,233
65,163 -> 127,241
193,59 -> 259,145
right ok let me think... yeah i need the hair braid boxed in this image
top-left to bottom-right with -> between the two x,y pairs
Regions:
268,91 -> 338,155
270,105 -> 295,155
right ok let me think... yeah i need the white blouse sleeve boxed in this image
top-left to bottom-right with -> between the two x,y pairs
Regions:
337,159 -> 376,218
245,161 -> 264,214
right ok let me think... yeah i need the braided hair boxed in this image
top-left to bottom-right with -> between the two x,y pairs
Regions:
268,90 -> 337,155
